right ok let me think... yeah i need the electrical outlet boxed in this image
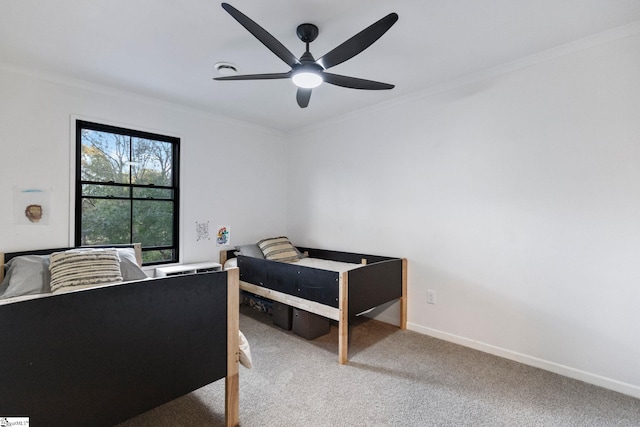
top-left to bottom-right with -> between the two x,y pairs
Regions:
427,290 -> 436,305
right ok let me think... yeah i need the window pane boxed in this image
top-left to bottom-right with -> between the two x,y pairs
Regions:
142,249 -> 175,264
80,199 -> 131,245
131,138 -> 173,186
81,129 -> 132,184
132,187 -> 173,200
82,184 -> 130,198
132,200 -> 173,246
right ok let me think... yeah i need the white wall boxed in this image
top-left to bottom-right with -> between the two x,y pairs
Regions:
286,33 -> 640,397
0,68 -> 288,263
2,27 -> 640,399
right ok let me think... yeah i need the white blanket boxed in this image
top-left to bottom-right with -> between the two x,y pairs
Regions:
294,257 -> 363,272
224,256 -> 363,273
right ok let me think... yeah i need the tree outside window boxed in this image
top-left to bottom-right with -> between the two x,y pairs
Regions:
75,120 -> 179,265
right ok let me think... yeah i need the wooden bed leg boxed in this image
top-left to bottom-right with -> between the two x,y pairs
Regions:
225,374 -> 239,427
226,268 -> 240,427
225,373 -> 239,427
400,258 -> 408,330
338,272 -> 349,364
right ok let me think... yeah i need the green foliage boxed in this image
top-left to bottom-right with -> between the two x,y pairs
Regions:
79,129 -> 177,263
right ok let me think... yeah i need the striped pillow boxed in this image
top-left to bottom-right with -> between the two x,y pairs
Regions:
49,249 -> 123,293
257,237 -> 301,263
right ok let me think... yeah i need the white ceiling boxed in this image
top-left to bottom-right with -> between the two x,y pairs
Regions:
2,0 -> 640,133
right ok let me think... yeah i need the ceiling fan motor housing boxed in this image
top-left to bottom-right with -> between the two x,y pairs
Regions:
296,23 -> 319,43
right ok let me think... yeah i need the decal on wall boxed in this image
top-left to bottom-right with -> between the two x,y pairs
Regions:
196,221 -> 210,241
216,226 -> 230,246
14,188 -> 50,225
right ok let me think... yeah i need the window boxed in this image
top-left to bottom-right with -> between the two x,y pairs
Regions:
75,120 -> 180,265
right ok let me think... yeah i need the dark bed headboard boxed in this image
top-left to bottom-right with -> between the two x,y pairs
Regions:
4,247 -> 75,262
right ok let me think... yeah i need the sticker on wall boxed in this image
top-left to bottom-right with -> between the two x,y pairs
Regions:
14,188 -> 51,225
196,221 -> 210,241
216,225 -> 230,246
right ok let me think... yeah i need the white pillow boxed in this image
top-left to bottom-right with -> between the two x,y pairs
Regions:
224,258 -> 238,270
116,247 -> 148,281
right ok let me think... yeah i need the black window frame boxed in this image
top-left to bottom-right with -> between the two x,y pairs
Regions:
75,120 -> 180,265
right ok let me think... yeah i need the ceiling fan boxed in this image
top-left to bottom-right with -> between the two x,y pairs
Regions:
214,2 -> 399,108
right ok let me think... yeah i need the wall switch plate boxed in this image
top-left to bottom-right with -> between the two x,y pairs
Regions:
427,290 -> 436,304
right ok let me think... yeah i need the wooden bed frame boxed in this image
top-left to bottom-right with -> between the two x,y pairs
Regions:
1,246 -> 240,427
221,246 -> 407,364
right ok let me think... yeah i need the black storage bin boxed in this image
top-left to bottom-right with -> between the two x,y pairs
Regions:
272,301 -> 293,330
292,308 -> 330,340
241,291 -> 273,314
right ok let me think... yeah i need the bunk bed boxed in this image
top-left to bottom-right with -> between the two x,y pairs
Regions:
0,244 -> 240,427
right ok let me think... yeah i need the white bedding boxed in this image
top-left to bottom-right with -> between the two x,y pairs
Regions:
0,277 -> 153,306
224,256 -> 363,273
0,291 -> 55,306
295,257 -> 364,272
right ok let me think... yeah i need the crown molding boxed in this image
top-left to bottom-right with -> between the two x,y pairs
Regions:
289,20 -> 640,137
0,62 -> 286,138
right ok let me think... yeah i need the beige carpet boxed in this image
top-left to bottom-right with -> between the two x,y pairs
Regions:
118,305 -> 640,426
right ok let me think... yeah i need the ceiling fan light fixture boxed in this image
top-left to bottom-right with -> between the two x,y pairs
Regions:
292,69 -> 323,89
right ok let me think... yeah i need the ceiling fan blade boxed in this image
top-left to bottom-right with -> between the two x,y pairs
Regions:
214,72 -> 291,81
317,13 -> 398,70
221,3 -> 299,68
296,88 -> 312,108
323,73 -> 394,90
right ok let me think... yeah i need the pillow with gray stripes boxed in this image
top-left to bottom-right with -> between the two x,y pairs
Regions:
257,236 -> 301,263
49,248 -> 123,293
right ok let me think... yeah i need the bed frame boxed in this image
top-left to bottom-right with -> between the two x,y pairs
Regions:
221,246 -> 407,364
1,246 -> 240,427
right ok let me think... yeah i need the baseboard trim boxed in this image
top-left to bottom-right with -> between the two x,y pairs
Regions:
407,322 -> 640,400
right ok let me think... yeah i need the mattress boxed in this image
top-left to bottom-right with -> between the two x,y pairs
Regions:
224,256 -> 363,273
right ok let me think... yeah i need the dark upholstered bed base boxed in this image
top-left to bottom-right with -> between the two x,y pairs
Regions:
0,268 -> 239,426
221,246 -> 406,364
